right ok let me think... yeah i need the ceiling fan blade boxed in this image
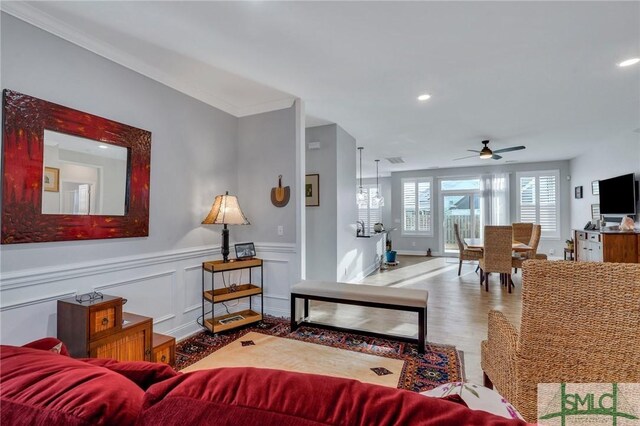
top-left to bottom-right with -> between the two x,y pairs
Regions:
453,154 -> 478,161
467,149 -> 481,153
491,154 -> 503,160
492,145 -> 526,154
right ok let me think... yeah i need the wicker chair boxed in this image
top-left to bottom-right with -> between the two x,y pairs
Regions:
512,222 -> 533,245
478,226 -> 513,292
512,224 -> 546,273
453,223 -> 482,276
481,260 -> 640,423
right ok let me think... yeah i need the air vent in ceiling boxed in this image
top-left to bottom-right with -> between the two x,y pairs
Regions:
386,157 -> 405,164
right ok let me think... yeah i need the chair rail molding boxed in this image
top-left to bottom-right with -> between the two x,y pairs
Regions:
0,242 -> 298,345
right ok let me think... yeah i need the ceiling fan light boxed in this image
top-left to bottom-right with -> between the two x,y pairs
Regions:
480,148 -> 493,159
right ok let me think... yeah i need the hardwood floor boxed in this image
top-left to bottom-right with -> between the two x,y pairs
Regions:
309,255 -> 523,384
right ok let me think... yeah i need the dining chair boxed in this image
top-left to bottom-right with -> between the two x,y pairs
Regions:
454,223 -> 482,276
513,224 -> 546,273
512,223 -> 533,245
479,226 -> 514,292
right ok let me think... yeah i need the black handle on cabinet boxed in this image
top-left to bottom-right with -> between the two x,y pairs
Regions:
101,317 -> 109,326
145,349 -> 152,356
161,355 -> 167,362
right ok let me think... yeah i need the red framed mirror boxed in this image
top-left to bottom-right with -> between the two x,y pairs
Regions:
2,90 -> 151,244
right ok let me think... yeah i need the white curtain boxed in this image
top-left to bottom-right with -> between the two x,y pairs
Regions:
481,173 -> 510,225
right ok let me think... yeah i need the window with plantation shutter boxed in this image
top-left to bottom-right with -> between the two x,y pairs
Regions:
516,171 -> 560,239
357,185 -> 382,234
402,178 -> 433,236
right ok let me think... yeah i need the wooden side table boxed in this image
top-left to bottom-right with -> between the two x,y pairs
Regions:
58,295 -> 153,362
201,258 -> 263,333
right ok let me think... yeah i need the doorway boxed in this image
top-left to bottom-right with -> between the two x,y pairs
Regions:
440,178 -> 482,253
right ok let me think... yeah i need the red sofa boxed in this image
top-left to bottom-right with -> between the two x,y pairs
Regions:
1,339 -> 528,425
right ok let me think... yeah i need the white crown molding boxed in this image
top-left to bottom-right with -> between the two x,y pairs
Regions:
236,98 -> 295,118
0,2 -> 295,118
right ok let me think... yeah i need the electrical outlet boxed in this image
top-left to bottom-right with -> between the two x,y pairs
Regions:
412,241 -> 416,247
549,248 -> 555,255
277,225 -> 283,236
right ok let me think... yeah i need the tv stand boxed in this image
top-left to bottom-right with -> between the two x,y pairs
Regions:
574,229 -> 640,263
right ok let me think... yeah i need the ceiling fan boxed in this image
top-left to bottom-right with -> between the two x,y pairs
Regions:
454,140 -> 526,161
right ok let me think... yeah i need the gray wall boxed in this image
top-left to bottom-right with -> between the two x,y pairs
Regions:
305,124 -> 384,282
0,14 -> 299,344
236,106 -> 297,244
569,134 -> 640,229
305,125 -> 338,280
0,12 -> 238,272
390,160 -> 572,257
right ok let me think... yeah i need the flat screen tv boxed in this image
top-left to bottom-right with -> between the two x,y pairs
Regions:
599,173 -> 637,215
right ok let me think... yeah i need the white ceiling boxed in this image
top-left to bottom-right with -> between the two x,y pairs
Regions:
4,1 -> 639,177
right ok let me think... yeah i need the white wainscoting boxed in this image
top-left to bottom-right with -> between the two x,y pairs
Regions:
0,242 -> 298,346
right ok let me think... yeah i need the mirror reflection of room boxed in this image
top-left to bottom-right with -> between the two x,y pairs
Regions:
42,130 -> 128,216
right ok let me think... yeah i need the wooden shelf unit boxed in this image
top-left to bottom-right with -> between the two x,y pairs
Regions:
201,258 -> 263,334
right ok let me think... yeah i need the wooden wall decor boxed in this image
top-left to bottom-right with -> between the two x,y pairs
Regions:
270,175 -> 290,207
1,90 -> 151,244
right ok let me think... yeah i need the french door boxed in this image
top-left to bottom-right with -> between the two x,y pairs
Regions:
440,179 -> 482,253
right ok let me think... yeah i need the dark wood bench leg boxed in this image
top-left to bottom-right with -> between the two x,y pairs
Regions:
290,294 -> 298,331
418,308 -> 426,354
483,372 -> 493,389
304,298 -> 309,319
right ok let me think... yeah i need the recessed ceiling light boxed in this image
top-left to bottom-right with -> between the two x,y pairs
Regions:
618,58 -> 640,67
98,145 -> 108,149
417,93 -> 431,101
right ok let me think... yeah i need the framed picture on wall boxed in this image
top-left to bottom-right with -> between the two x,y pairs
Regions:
591,204 -> 600,220
43,167 -> 60,192
305,174 -> 319,207
574,186 -> 583,199
591,180 -> 599,195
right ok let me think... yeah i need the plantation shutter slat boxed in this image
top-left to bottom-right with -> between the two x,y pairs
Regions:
517,171 -> 559,239
402,179 -> 433,235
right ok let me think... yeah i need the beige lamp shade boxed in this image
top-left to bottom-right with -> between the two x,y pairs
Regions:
202,192 -> 250,225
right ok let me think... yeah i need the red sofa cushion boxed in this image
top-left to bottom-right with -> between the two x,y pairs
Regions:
80,358 -> 179,390
21,337 -> 70,356
0,345 -> 144,426
138,367 -> 528,425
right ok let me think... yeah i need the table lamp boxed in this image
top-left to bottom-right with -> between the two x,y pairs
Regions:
202,191 -> 250,262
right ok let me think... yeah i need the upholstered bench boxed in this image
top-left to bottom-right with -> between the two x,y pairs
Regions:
290,280 -> 428,353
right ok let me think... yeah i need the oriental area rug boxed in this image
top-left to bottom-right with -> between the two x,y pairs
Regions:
176,316 -> 464,392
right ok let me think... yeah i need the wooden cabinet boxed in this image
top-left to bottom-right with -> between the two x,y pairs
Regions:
89,312 -> 152,361
574,230 -> 639,263
58,295 -> 152,361
152,332 -> 176,367
601,233 -> 639,263
202,258 -> 263,333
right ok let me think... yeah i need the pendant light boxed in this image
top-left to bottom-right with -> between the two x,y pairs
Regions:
356,147 -> 368,207
372,159 -> 384,207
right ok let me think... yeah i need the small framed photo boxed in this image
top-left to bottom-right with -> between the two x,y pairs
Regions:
305,174 -> 319,207
235,242 -> 256,260
591,180 -> 599,196
43,167 -> 60,192
574,186 -> 583,199
591,204 -> 600,220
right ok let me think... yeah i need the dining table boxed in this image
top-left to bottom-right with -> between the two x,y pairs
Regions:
464,238 -> 533,253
